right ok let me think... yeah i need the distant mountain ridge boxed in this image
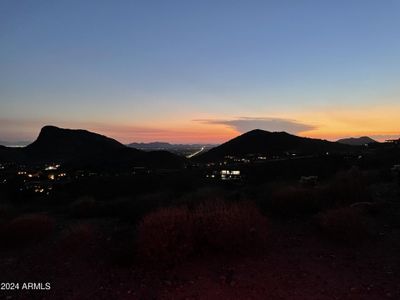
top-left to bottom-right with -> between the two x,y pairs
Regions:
336,136 -> 377,146
0,126 -> 184,169
196,129 -> 354,162
128,142 -> 217,150
128,142 -> 174,150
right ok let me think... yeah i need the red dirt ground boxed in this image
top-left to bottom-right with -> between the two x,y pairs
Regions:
1,211 -> 399,300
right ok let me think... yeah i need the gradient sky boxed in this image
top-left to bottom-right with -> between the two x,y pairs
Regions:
1,0 -> 400,144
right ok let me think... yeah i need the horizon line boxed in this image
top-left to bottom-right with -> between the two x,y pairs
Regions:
1,125 -> 398,147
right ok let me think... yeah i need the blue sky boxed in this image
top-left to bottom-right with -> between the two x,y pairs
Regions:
1,0 -> 400,143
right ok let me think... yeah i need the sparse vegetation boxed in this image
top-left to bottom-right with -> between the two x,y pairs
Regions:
321,167 -> 371,207
137,200 -> 268,263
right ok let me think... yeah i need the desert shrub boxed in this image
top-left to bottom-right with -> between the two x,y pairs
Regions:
316,207 -> 371,244
0,213 -> 55,247
320,167 -> 371,207
137,201 -> 268,264
137,206 -> 194,263
268,186 -> 320,217
193,201 -> 268,254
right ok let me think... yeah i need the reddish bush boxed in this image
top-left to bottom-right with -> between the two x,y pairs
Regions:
137,206 -> 194,263
322,167 -> 371,207
317,207 -> 371,244
0,213 -> 55,247
137,201 -> 268,263
193,201 -> 268,253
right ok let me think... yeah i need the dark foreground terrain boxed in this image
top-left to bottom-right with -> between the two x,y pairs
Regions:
0,166 -> 399,300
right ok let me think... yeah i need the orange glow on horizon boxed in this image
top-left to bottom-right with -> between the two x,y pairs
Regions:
79,106 -> 400,143
93,123 -> 239,144
1,102 -> 399,144
293,104 -> 400,142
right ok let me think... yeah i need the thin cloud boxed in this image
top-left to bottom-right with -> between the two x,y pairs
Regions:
195,117 -> 316,134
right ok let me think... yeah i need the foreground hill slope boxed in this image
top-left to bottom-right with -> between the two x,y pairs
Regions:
196,129 -> 353,162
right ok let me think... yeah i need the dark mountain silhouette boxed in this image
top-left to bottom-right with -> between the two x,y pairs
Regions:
25,125 -> 127,158
0,126 -> 184,169
196,129 -> 353,162
336,136 -> 377,146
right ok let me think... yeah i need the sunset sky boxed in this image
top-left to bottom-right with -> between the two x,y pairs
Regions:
1,0 -> 400,144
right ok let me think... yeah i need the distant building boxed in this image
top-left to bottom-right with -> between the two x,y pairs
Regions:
45,164 -> 60,171
220,169 -> 241,180
385,139 -> 400,145
206,169 -> 242,181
